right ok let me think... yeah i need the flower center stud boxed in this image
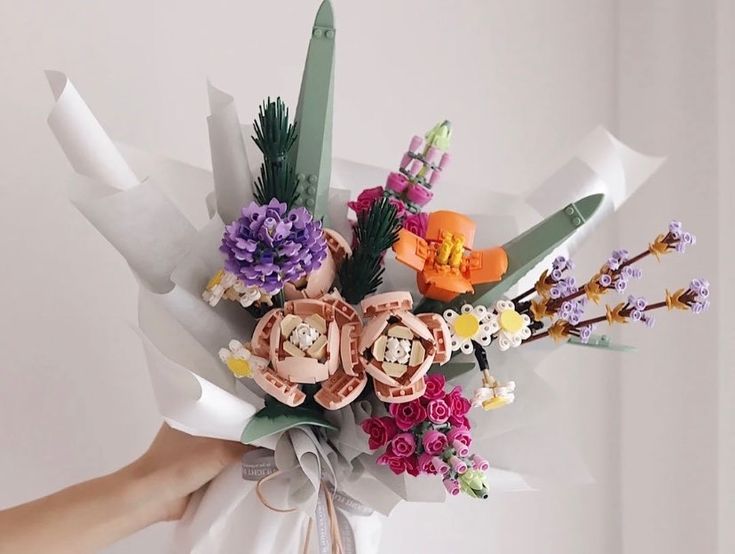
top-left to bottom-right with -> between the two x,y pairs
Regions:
498,309 -> 524,334
453,313 -> 480,339
384,336 -> 412,364
225,358 -> 252,378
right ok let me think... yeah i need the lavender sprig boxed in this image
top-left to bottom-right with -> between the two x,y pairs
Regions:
524,278 -> 710,344
220,199 -> 328,295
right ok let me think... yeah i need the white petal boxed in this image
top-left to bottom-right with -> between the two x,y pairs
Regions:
496,299 -> 514,312
443,309 -> 459,323
460,340 -> 474,354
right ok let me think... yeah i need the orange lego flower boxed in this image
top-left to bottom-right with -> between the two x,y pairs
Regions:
392,211 -> 508,302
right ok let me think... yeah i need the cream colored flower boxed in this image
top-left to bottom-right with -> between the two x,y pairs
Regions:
232,283 -> 265,308
443,304 -> 497,354
203,269 -> 270,308
472,380 -> 516,411
487,299 -> 531,351
218,340 -> 268,378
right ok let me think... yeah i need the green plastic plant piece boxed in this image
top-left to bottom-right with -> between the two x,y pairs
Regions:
567,333 -> 636,351
289,0 -> 335,220
435,362 -> 477,381
339,198 -> 402,304
241,401 -> 337,444
424,120 -> 452,151
252,97 -> 299,207
459,469 -> 489,499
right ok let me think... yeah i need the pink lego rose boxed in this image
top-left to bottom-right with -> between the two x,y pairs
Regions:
389,400 -> 428,431
377,453 -> 407,475
348,186 -> 384,214
422,429 -> 448,456
447,409 -> 470,427
427,398 -> 451,424
403,212 -> 429,238
361,416 -> 398,450
422,373 -> 446,401
390,432 -> 417,457
388,197 -> 407,220
404,455 -> 420,477
446,386 -> 472,425
447,426 -> 472,449
417,452 -> 437,475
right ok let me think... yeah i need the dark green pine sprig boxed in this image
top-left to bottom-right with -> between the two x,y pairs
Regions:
339,198 -> 402,305
252,97 -> 300,207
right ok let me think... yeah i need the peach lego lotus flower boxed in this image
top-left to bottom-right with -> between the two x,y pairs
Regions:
348,292 -> 452,403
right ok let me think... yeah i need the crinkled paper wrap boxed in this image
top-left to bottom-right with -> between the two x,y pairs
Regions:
47,71 -> 663,553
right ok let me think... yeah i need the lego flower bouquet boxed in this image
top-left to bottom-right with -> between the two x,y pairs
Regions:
45,2 -> 710,552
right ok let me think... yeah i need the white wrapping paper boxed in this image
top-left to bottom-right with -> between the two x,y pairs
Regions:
47,72 -> 663,553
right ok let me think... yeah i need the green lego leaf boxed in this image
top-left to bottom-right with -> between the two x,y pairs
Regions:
567,334 -> 636,352
289,0 -> 336,219
252,97 -> 300,208
467,194 -> 604,308
241,402 -> 337,444
435,362 -> 477,381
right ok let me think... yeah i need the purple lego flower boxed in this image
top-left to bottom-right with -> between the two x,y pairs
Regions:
220,199 -> 328,294
686,278 -> 711,312
579,325 -> 594,344
552,256 -> 567,270
667,222 -> 696,253
641,313 -> 655,328
614,278 -> 628,293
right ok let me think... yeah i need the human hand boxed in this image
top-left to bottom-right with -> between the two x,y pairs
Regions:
0,424 -> 252,554
125,424 -> 252,524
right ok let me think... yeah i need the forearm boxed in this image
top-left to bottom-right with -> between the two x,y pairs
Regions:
0,464 -> 160,554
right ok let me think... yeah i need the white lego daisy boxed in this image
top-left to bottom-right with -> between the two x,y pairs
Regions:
442,303 -> 497,354
487,299 -> 531,351
472,380 -> 516,411
218,340 -> 268,378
